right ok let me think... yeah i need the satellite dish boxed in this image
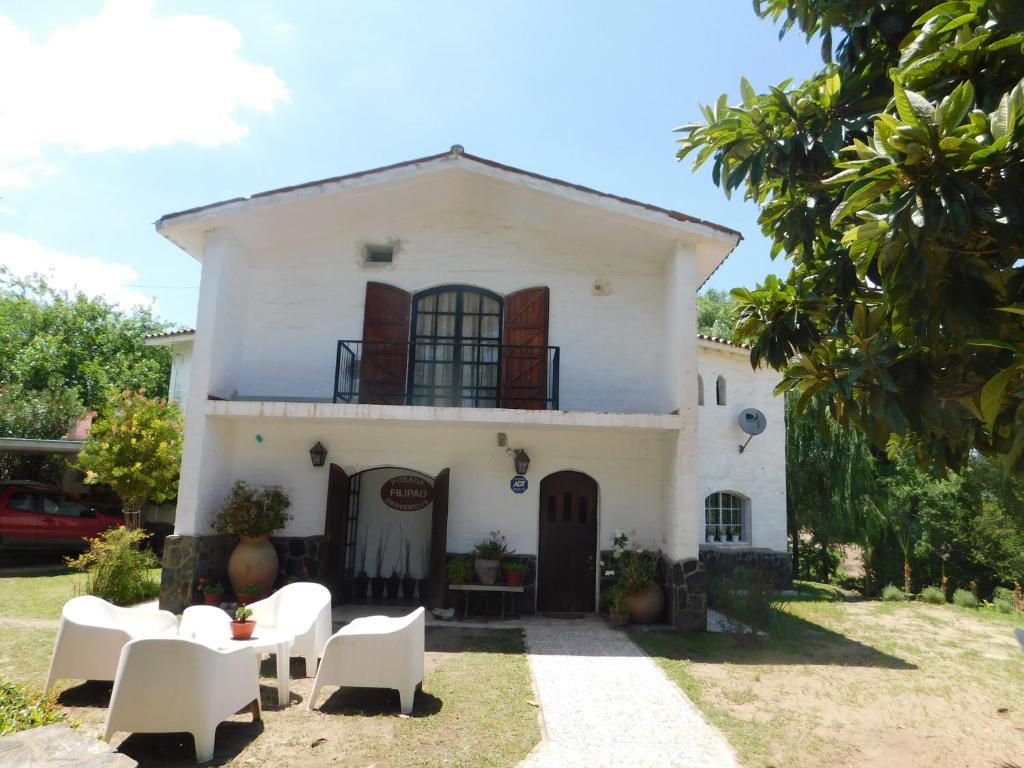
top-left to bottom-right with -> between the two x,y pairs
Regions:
737,408 -> 766,452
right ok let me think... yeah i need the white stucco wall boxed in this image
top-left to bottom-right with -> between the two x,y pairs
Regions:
697,343 -> 787,552
221,207 -> 675,414
167,340 -> 193,411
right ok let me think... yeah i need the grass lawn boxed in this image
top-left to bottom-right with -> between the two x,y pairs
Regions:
633,585 -> 1024,768
0,569 -> 540,767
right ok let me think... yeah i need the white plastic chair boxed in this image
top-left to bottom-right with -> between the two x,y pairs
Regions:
103,637 -> 261,763
45,595 -> 178,693
180,605 -> 232,643
307,607 -> 425,714
246,582 -> 332,676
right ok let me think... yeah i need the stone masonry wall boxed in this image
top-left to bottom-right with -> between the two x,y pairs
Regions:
664,555 -> 708,632
699,546 -> 793,589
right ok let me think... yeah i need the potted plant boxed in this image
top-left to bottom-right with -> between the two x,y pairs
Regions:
231,605 -> 256,640
473,530 -> 512,586
236,582 -> 261,606
370,527 -> 388,600
607,584 -> 629,628
447,558 -> 473,585
353,539 -> 369,601
610,531 -> 663,624
214,481 -> 292,596
401,541 -> 416,600
503,560 -> 527,587
199,578 -> 224,606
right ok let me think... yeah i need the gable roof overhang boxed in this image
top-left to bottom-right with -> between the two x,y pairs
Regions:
156,147 -> 741,284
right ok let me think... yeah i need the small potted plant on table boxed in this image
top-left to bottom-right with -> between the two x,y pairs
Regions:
231,605 -> 256,640
447,558 -> 473,585
473,531 -> 512,586
503,560 -> 527,587
200,578 -> 224,606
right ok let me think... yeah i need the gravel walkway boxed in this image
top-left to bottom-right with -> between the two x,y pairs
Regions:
519,616 -> 738,768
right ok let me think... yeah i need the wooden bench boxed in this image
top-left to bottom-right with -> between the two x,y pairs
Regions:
448,584 -> 526,619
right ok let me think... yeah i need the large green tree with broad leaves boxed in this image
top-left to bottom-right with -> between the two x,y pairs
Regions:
696,288 -> 740,341
676,0 -> 1024,470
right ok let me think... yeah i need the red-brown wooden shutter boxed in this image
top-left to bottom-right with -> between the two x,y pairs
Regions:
360,282 -> 411,405
427,468 -> 450,609
320,463 -> 350,606
500,287 -> 550,409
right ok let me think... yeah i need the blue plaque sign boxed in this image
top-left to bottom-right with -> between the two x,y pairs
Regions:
510,475 -> 528,494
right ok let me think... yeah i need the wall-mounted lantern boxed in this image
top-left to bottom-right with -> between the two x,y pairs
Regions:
512,448 -> 530,476
309,441 -> 328,467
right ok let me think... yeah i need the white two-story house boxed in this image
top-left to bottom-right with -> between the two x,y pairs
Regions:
153,147 -> 789,628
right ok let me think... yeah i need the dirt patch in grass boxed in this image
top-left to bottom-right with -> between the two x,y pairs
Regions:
5,625 -> 539,768
635,598 -> 1024,768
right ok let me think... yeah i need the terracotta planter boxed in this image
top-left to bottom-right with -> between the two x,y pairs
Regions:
228,534 -> 279,596
625,582 -> 664,625
230,620 -> 256,640
236,592 -> 260,606
475,558 -> 500,586
609,611 -> 629,628
505,570 -> 524,587
203,592 -> 223,606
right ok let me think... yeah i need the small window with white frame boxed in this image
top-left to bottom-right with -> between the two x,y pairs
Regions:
705,491 -> 746,544
363,243 -> 395,265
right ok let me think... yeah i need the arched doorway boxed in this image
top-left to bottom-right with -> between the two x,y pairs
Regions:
537,470 -> 599,613
321,465 -> 450,607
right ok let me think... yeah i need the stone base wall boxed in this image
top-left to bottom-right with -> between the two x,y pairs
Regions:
269,536 -> 324,583
664,555 -> 708,632
699,546 -> 793,589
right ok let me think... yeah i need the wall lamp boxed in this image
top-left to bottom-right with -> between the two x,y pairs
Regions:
497,433 -> 530,475
309,441 -> 328,468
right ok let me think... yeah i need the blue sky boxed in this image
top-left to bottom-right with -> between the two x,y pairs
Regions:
0,1 -> 823,328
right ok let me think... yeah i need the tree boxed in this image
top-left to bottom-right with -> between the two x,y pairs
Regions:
77,391 -> 183,528
696,288 -> 739,341
0,384 -> 84,484
0,271 -> 171,411
675,1 -> 1024,471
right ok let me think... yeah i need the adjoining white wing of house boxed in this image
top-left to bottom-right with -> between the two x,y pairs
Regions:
150,146 -> 789,627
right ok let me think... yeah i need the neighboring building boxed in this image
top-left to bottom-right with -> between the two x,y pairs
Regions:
154,146 -> 789,625
144,329 -> 196,412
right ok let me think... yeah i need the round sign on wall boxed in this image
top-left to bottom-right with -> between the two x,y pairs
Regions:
380,475 -> 434,511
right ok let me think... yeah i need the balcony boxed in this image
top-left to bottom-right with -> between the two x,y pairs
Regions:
334,340 -> 560,410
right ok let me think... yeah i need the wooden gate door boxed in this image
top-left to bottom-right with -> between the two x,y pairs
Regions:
320,463 -> 350,605
537,471 -> 598,612
426,468 -> 451,609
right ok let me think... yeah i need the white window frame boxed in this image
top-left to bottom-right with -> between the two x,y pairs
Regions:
704,491 -> 748,545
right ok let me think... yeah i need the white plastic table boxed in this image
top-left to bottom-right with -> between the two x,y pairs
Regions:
207,627 -> 294,706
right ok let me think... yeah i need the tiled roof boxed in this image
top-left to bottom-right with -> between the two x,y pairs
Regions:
696,333 -> 751,350
144,328 -> 196,340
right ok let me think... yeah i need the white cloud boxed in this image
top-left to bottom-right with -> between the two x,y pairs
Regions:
0,0 -> 289,186
0,232 -> 152,309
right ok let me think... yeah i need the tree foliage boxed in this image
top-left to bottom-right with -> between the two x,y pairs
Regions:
676,0 -> 1024,470
0,271 -> 171,411
696,288 -> 739,341
77,390 -> 182,526
0,384 -> 85,484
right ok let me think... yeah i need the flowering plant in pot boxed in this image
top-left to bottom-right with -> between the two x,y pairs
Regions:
608,530 -> 663,624
198,577 -> 224,606
231,605 -> 256,640
236,583 -> 261,606
605,584 -> 629,628
473,531 -> 512,586
447,558 -> 474,585
503,559 -> 527,587
215,482 -> 292,596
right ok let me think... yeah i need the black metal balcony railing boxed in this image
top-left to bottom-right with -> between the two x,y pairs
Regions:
334,340 -> 560,410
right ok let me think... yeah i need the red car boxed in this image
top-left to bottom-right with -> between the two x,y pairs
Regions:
0,482 -> 121,551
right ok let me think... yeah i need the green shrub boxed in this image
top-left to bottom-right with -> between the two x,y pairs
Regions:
66,526 -> 159,605
952,588 -> 979,609
881,584 -> 907,602
992,586 -> 1015,614
919,586 -> 945,604
0,681 -> 64,735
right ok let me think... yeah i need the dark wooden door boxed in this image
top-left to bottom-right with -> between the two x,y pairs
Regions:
360,282 -> 411,405
320,463 -> 350,604
426,468 -> 450,608
500,287 -> 549,409
537,471 -> 598,612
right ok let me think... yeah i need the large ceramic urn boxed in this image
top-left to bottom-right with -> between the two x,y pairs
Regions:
625,582 -> 665,624
227,534 -> 279,596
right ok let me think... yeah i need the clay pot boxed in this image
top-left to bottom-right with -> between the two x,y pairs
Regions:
475,558 -> 500,586
228,534 -> 279,596
230,620 -> 255,640
505,570 -> 524,587
625,582 -> 665,624
203,592 -> 223,606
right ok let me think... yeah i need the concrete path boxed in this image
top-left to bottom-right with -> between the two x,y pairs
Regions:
519,616 -> 738,768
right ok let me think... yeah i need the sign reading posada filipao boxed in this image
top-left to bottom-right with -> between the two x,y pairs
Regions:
380,475 -> 434,511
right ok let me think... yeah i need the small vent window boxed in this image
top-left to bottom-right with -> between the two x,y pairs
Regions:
364,245 -> 394,264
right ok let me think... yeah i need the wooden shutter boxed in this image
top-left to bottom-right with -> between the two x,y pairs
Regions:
360,282 -> 411,405
320,463 -> 350,605
427,468 -> 450,608
500,287 -> 550,409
